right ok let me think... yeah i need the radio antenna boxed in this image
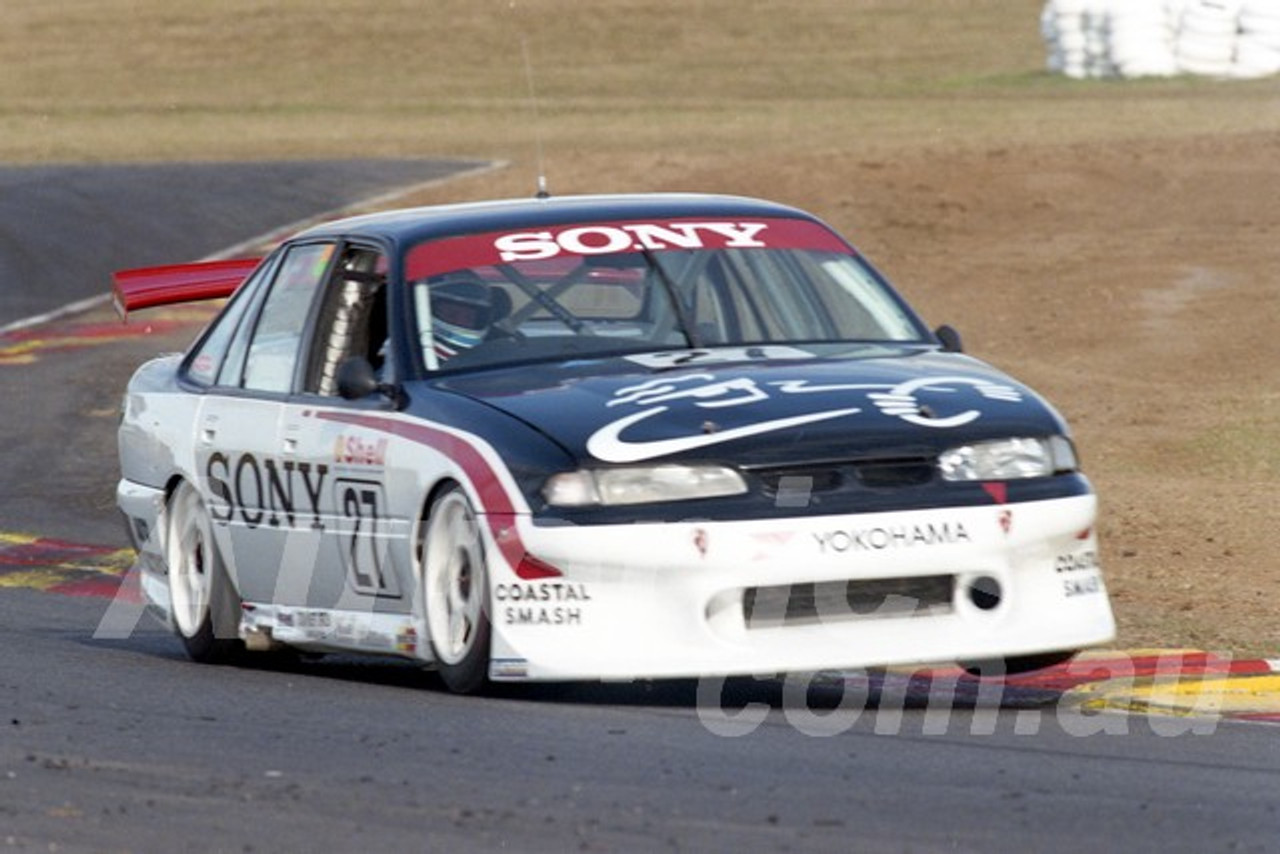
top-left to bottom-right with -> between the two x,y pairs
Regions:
520,34 -> 550,199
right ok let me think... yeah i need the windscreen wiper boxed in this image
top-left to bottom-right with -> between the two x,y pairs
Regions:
640,248 -> 702,349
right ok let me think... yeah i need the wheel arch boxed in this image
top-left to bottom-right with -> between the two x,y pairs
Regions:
415,478 -> 493,693
162,476 -> 244,664
412,476 -> 464,581
163,472 -> 187,503
161,472 -> 244,601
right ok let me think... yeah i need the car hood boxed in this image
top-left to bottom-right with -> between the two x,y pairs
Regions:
433,348 -> 1070,467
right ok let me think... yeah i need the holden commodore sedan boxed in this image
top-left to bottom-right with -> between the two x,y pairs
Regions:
113,193 -> 1114,693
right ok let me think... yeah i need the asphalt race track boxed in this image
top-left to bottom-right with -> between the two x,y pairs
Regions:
0,160 -> 490,545
0,159 -> 488,330
1,163 -> 1278,852
5,588 -> 1280,853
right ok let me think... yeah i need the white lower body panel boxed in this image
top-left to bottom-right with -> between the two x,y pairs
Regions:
489,494 -> 1114,681
122,472 -> 1113,683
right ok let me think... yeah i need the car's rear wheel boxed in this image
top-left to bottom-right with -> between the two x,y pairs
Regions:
165,480 -> 242,664
421,485 -> 491,694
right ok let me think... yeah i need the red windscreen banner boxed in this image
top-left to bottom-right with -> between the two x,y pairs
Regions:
404,217 -> 851,281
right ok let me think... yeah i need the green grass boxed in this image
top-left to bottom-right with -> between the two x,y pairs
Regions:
4,0 -> 1278,164
1185,411 -> 1280,479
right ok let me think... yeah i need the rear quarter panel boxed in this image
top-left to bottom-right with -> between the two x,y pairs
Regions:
118,354 -> 202,492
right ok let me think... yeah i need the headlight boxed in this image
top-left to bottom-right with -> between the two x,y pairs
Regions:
543,465 -> 748,507
938,436 -> 1078,482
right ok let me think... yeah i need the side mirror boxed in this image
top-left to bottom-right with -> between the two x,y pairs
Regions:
336,356 -> 405,409
934,324 -> 963,353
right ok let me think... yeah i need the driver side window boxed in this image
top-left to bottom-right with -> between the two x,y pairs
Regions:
303,246 -> 389,396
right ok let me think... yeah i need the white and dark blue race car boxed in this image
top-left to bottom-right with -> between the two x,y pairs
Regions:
113,193 -> 1114,693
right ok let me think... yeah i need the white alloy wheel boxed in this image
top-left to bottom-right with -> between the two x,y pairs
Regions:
421,486 -> 491,693
165,481 -> 241,663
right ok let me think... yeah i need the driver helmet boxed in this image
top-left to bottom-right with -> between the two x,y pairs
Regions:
430,275 -> 495,360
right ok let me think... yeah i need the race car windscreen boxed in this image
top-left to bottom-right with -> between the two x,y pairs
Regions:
407,221 -> 927,371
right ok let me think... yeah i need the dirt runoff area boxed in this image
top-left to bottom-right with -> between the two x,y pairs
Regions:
406,131 -> 1280,657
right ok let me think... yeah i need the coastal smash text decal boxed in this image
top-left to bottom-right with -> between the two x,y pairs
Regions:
403,217 -> 850,280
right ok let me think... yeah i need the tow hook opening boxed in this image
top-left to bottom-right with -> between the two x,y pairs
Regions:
967,575 -> 1003,611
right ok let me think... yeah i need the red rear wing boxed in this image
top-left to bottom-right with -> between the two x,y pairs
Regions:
112,258 -> 262,320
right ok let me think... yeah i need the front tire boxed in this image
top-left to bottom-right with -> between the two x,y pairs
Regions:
961,650 -> 1078,678
420,485 -> 491,694
165,481 -> 242,664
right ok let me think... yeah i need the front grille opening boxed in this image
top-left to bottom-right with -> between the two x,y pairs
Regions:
743,574 -> 954,629
758,468 -> 843,499
753,456 -> 938,498
851,458 -> 936,488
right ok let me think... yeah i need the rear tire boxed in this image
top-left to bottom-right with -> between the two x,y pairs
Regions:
420,485 -> 491,694
165,481 -> 242,664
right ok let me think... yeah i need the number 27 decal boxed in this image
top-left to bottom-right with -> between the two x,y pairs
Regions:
336,478 -> 400,597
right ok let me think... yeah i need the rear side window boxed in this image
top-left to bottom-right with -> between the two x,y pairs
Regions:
242,243 -> 335,393
183,259 -> 275,387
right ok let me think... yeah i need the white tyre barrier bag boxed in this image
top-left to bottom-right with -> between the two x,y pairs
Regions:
1232,38 -> 1280,76
1177,31 -> 1237,74
1044,0 -> 1279,79
1240,0 -> 1280,50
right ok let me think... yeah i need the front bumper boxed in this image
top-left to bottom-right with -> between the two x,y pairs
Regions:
488,494 -> 1115,681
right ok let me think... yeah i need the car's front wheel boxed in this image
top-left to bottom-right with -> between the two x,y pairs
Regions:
165,480 -> 242,663
961,650 -> 1078,678
420,485 -> 491,694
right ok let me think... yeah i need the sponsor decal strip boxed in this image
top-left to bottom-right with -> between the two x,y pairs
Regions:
310,410 -> 546,579
404,217 -> 851,281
